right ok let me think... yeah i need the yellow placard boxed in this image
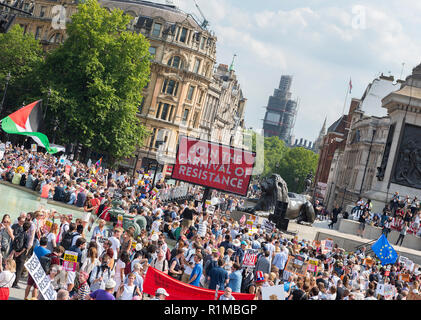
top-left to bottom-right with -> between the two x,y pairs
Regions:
64,251 -> 78,263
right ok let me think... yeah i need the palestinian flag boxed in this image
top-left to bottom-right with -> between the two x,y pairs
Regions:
1,100 -> 64,154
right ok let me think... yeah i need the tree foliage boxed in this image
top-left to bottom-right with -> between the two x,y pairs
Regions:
39,0 -> 151,161
277,147 -> 319,193
0,25 -> 44,117
251,134 -> 319,193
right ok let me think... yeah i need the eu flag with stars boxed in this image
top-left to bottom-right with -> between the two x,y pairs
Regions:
371,234 -> 398,265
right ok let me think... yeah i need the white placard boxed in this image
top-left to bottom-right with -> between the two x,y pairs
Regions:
261,285 -> 286,300
24,253 -> 57,300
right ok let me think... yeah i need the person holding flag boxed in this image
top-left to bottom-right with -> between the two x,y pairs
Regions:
371,234 -> 398,266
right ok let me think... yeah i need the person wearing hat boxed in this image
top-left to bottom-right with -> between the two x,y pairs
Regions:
71,271 -> 90,300
88,279 -> 116,300
234,241 -> 247,265
151,288 -> 169,300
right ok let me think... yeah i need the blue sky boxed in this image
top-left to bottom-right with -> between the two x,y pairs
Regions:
172,0 -> 421,142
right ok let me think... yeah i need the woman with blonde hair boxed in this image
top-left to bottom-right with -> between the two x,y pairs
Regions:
0,258 -> 16,300
46,223 -> 59,252
0,214 -> 14,262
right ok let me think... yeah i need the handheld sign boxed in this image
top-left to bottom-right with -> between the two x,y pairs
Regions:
63,251 -> 78,272
31,144 -> 37,152
24,253 -> 57,300
242,249 -> 259,268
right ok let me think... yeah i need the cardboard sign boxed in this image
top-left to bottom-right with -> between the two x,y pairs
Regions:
42,220 -> 53,234
284,255 -> 308,277
321,239 -> 333,254
24,253 -> 57,300
376,283 -> 385,296
263,219 -> 275,234
398,273 -> 410,282
384,285 -> 396,300
363,257 -> 375,267
207,205 -> 216,215
312,240 -> 321,248
31,144 -> 37,152
307,258 -> 320,273
242,249 -> 259,268
63,250 -> 78,272
261,285 -> 286,300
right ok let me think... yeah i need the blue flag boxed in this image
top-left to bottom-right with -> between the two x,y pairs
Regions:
371,234 -> 398,265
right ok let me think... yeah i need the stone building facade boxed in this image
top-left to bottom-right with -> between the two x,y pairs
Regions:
9,0 -> 247,175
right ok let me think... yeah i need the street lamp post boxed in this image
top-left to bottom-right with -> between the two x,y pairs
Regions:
0,72 -> 11,116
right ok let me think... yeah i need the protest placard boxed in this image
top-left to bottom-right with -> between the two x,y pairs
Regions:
383,284 -> 396,300
24,253 -> 56,300
307,258 -> 320,274
363,257 -> 375,267
63,250 -> 78,272
398,273 -> 410,282
262,219 -> 275,234
284,255 -> 308,277
207,205 -> 215,215
261,285 -> 286,300
242,249 -> 259,268
42,219 -> 53,234
321,239 -> 333,254
31,144 -> 37,152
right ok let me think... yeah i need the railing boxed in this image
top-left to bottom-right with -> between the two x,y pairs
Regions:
355,238 -> 377,256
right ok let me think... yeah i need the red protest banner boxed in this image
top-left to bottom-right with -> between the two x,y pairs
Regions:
172,136 -> 255,196
143,267 -> 255,300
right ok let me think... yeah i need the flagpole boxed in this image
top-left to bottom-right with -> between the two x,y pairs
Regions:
342,79 -> 350,116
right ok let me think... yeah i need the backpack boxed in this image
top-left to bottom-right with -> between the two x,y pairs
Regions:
61,231 -> 77,250
0,229 -> 10,252
39,255 -> 52,273
64,191 -> 72,203
12,229 -> 25,252
19,174 -> 27,186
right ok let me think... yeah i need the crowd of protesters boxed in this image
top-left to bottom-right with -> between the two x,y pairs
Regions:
0,143 -> 421,301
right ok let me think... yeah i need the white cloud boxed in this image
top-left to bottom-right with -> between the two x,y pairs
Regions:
173,0 -> 421,141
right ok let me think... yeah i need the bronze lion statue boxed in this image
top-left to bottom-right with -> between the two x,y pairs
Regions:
242,174 -> 316,229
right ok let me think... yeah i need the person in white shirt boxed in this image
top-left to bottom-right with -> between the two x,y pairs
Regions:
109,228 -> 122,260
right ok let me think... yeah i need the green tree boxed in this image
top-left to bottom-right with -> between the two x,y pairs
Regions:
0,24 -> 44,117
263,136 -> 288,176
277,147 -> 319,193
40,0 -> 150,162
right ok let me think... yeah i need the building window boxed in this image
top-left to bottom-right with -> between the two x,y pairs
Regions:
168,56 -> 183,69
179,27 -> 187,43
193,58 -> 201,73
162,79 -> 179,96
200,37 -> 206,49
23,3 -> 29,11
40,6 -> 46,17
197,90 -> 203,104
193,111 -> 199,128
35,26 -> 42,40
182,109 -> 189,124
187,85 -> 195,101
160,103 -> 170,121
155,103 -> 162,118
138,98 -> 145,114
149,47 -> 156,58
152,23 -> 162,37
149,128 -> 157,148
